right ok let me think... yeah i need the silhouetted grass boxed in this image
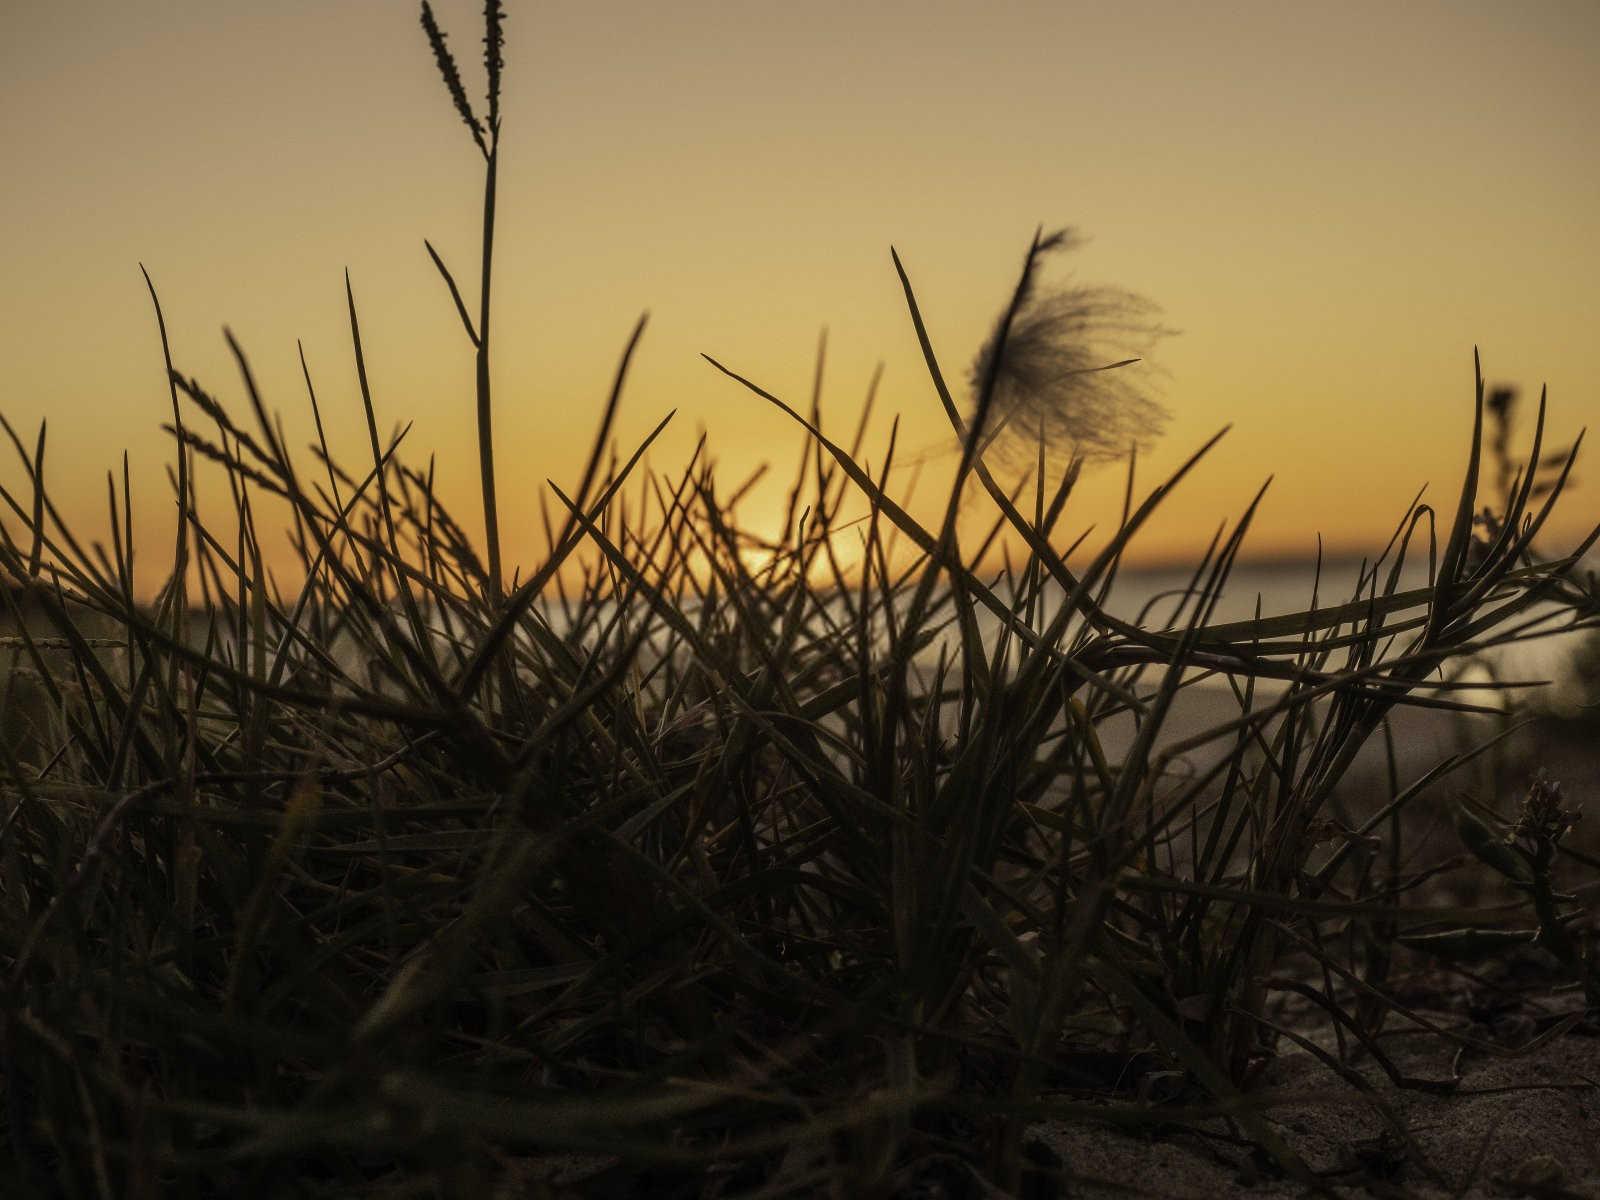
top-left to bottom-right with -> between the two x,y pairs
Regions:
2,5 -> 1598,1197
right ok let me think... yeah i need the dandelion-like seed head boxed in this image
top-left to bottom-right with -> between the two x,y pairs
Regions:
968,228 -> 1172,467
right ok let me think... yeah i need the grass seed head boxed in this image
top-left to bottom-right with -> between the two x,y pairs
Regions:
967,229 -> 1172,466
484,0 -> 506,127
421,1 -> 488,154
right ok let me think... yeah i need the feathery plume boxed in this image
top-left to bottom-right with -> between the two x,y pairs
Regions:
968,229 -> 1172,466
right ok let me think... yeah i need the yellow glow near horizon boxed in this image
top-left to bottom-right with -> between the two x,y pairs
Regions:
4,1 -> 1597,597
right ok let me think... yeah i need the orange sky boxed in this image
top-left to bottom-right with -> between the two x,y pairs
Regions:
3,0 -> 1597,591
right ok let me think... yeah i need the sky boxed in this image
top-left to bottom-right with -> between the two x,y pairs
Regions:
3,0 -> 1597,593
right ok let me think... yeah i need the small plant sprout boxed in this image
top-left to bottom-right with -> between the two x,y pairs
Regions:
1458,773 -> 1596,1005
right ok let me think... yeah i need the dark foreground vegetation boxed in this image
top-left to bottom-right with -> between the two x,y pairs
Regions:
2,5 -> 1598,1197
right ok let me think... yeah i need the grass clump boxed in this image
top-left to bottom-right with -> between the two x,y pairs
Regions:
2,5 -> 1598,1197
